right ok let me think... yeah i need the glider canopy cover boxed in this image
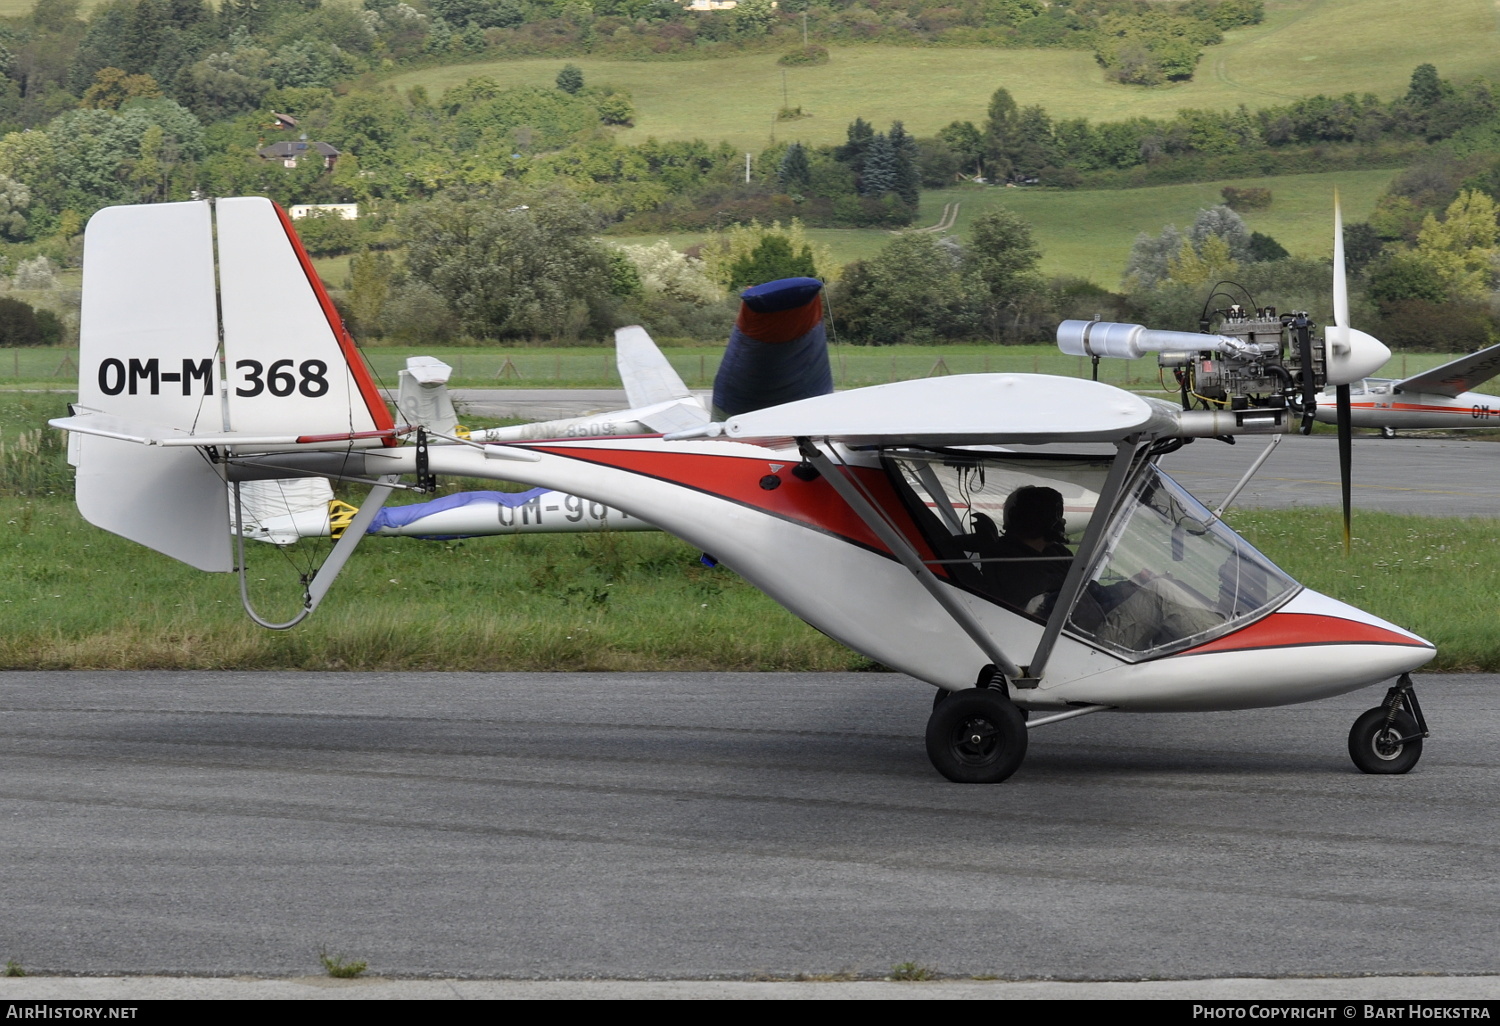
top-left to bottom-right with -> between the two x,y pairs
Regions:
712,277 -> 834,419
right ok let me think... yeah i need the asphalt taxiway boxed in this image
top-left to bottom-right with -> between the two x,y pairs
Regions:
1,671 -> 1495,986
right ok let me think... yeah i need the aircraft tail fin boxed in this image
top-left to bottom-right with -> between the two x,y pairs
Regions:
395,356 -> 459,434
56,197 -> 395,572
616,325 -> 692,408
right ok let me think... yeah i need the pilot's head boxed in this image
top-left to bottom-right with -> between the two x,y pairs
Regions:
1002,485 -> 1067,544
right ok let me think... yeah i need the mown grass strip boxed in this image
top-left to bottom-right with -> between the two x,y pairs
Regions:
385,0 -> 1500,151
3,496 -> 1495,672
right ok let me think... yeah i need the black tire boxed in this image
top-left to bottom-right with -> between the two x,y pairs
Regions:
934,686 -> 1029,718
925,688 -> 1028,783
1381,426 -> 1397,439
1348,706 -> 1423,774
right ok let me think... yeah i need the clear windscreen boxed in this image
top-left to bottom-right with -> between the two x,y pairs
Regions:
884,452 -> 1299,661
1065,465 -> 1299,659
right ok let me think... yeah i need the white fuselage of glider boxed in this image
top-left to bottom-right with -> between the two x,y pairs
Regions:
1314,378 -> 1500,430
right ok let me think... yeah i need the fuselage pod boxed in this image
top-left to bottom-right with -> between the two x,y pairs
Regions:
411,436 -> 1433,711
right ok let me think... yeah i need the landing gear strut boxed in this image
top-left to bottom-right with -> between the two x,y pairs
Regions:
1348,673 -> 1428,774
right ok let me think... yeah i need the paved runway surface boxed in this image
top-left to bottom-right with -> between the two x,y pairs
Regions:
2,671 -> 1495,983
4,975 -> 1499,999
1159,434 -> 1500,517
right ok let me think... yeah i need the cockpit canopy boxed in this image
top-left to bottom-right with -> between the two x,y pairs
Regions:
884,451 -> 1299,660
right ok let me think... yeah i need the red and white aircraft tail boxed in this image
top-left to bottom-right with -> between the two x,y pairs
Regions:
54,197 -> 394,571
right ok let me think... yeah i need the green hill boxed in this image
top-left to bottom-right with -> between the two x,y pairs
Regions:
389,0 -> 1500,151
609,168 -> 1398,287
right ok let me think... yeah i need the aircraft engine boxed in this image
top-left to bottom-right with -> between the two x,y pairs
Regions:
1059,299 -> 1385,420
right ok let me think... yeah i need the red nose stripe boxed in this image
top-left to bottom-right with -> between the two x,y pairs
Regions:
1182,612 -> 1428,656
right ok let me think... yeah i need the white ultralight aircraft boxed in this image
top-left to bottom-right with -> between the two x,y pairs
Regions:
1062,196 -> 1500,441
52,197 -> 1437,783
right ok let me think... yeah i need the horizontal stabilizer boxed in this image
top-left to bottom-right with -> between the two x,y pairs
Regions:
51,409 -> 398,449
633,399 -> 710,435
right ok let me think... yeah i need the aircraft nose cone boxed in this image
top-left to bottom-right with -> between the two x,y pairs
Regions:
1326,326 -> 1391,385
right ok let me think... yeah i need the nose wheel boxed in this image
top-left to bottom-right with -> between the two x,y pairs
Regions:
925,687 -> 1028,783
1348,674 -> 1428,774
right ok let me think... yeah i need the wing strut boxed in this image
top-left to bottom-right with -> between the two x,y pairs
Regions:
1024,438 -> 1144,683
1211,435 -> 1282,521
234,473 -> 400,629
796,437 -> 1026,684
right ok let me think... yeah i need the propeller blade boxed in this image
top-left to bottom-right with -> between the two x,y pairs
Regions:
1332,189 -> 1348,330
1324,193 -> 1390,385
1337,383 -> 1352,557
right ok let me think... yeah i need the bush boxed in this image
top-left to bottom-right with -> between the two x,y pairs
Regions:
0,297 -> 42,346
1247,231 -> 1289,262
294,210 -> 361,257
379,280 -> 461,344
1377,299 -> 1496,351
1222,185 -> 1272,211
11,256 -> 56,290
35,309 -> 63,346
778,45 -> 829,66
556,63 -> 583,94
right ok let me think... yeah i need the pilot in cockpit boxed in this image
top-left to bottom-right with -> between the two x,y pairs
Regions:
967,484 -> 1222,652
962,485 -> 1073,612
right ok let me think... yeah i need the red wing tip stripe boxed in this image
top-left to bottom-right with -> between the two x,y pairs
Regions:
1183,612 -> 1430,656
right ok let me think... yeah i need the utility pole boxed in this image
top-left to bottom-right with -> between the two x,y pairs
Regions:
802,7 -> 808,45
745,151 -> 751,184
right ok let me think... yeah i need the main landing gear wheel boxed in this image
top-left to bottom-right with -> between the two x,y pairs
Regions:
925,688 -> 1028,783
1348,707 -> 1423,774
1381,426 -> 1397,439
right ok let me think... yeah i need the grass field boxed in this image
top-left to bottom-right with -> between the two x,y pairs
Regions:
387,0 -> 1500,152
3,492 -> 1496,672
1,343 -> 1471,392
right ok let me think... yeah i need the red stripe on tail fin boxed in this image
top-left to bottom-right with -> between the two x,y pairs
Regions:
270,202 -> 396,443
